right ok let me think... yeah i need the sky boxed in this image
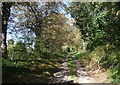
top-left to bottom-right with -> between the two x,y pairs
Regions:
6,2 -> 73,44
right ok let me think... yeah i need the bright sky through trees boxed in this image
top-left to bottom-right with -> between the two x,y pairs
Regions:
2,2 -> 120,83
6,2 -> 72,43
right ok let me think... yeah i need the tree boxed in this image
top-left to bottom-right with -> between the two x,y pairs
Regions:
8,2 -> 67,38
68,2 -> 94,52
7,2 -> 82,55
68,2 -> 120,51
13,41 -> 27,59
2,2 -> 13,58
34,13 -> 82,55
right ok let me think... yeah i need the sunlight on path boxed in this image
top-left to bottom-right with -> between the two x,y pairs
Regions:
50,55 -> 72,83
72,55 -> 108,83
50,55 -> 109,84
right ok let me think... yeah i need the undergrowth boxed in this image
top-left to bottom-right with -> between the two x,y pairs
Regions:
76,43 -> 120,83
2,53 -> 64,83
68,56 -> 77,76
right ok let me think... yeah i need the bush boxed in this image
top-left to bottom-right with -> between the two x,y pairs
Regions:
90,43 -> 120,83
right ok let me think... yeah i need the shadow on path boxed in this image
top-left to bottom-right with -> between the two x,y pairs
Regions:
72,55 -> 108,83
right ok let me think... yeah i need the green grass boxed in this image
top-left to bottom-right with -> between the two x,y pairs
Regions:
2,53 -> 65,83
68,56 -> 77,76
106,69 -> 120,84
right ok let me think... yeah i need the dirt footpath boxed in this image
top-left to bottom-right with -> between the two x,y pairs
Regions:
72,55 -> 110,83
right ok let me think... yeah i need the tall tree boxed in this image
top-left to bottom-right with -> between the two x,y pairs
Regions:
2,2 -> 13,58
34,13 -> 82,54
68,2 -> 120,51
8,2 -> 66,38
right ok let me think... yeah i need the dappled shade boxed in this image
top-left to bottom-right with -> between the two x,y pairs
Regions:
2,2 -> 120,84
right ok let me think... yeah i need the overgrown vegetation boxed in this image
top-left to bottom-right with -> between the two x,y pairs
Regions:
3,48 -> 65,83
68,56 -> 76,76
89,44 -> 120,83
68,2 -> 120,83
1,2 -> 120,83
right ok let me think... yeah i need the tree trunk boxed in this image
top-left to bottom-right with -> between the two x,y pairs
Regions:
2,2 -> 12,58
0,7 -> 2,54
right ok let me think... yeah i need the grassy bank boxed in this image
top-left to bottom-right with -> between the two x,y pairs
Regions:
2,53 -> 65,83
76,44 -> 120,83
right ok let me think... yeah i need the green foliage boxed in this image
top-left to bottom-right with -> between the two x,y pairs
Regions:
8,39 -> 14,44
68,56 -> 77,76
107,68 -> 120,83
3,58 -> 31,68
7,40 -> 30,61
13,41 -> 28,59
36,13 -> 82,54
68,3 -> 120,83
75,52 -> 90,60
4,2 -> 120,83
7,39 -> 15,58
69,2 -> 120,50
2,54 -> 65,83
90,43 -> 120,83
